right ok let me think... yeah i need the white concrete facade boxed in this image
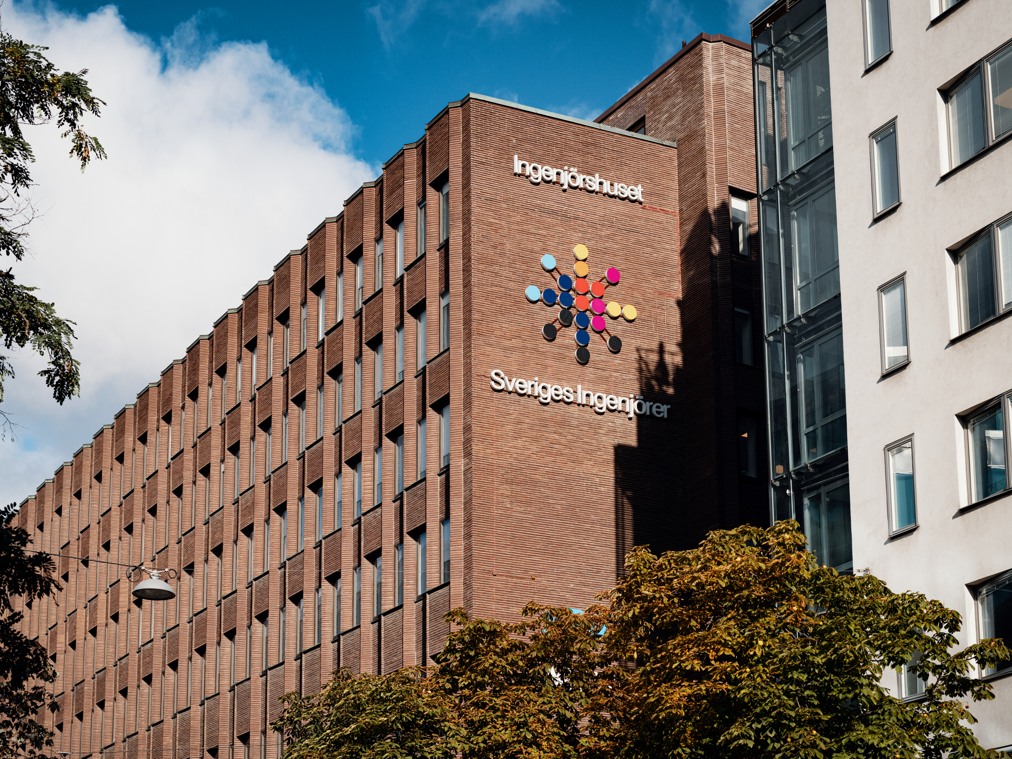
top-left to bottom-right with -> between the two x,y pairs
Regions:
827,0 -> 1012,748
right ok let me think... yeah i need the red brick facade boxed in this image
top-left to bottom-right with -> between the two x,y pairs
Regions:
13,36 -> 762,759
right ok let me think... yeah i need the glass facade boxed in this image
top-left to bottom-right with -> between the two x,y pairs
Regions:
754,0 -> 851,572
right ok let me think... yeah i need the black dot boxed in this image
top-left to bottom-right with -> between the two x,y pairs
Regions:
542,323 -> 558,342
575,347 -> 590,365
607,335 -> 622,354
558,308 -> 574,327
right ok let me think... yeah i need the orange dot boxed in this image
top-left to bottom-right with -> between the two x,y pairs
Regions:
575,295 -> 590,312
590,281 -> 605,298
574,278 -> 589,295
573,260 -> 589,278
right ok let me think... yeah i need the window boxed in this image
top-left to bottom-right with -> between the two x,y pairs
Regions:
798,330 -> 846,464
439,291 -> 450,351
266,331 -> 273,379
337,271 -> 344,323
394,432 -> 404,496
354,254 -> 363,312
863,0 -> 891,67
335,369 -> 344,428
439,404 -> 450,469
297,495 -> 305,552
298,398 -> 306,455
438,180 -> 450,244
236,357 -> 242,404
897,656 -> 925,699
955,215 -> 1012,332
353,460 -> 362,519
975,570 -> 1012,676
417,200 -> 427,257
416,530 -> 427,596
946,43 -> 1012,168
300,302 -> 307,352
352,566 -> 361,627
802,479 -> 852,573
354,357 -> 362,413
733,307 -> 754,366
279,603 -> 286,658
737,415 -> 757,477
416,308 -> 427,370
886,437 -> 916,533
372,555 -> 382,619
279,504 -> 288,560
395,219 -> 405,278
374,445 -> 383,506
784,32 -> 832,171
730,195 -> 749,257
879,277 -> 908,371
332,576 -> 342,637
965,401 -> 1007,502
283,317 -> 290,369
281,410 -> 289,463
296,596 -> 304,653
314,487 -> 323,543
317,287 -> 326,341
316,384 -> 324,441
935,0 -> 965,15
394,542 -> 404,607
251,345 -> 258,394
374,236 -> 383,293
871,120 -> 900,215
314,585 -> 322,646
373,341 -> 383,401
264,423 -> 272,475
395,325 -> 404,383
335,472 -> 343,530
417,418 -> 427,480
249,435 -> 256,487
792,183 -> 839,314
440,517 -> 450,584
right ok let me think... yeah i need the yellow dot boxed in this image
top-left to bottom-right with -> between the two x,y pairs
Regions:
574,261 -> 589,278
606,301 -> 622,318
622,304 -> 638,322
573,243 -> 589,261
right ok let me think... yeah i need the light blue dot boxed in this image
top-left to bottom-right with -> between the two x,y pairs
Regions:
541,253 -> 557,272
525,285 -> 541,302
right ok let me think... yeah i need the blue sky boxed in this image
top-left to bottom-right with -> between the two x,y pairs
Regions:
43,0 -> 764,166
1,0 -> 766,505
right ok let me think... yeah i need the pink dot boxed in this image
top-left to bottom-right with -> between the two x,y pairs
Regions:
590,298 -> 605,315
591,315 -> 606,332
606,267 -> 620,285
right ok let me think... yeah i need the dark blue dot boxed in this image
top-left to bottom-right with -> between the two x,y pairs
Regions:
558,292 -> 574,309
557,274 -> 573,292
575,329 -> 590,347
542,289 -> 557,306
575,312 -> 590,330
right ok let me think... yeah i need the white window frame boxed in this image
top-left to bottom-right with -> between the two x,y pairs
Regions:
862,0 -> 891,68
953,214 -> 1012,333
878,275 -> 909,373
870,119 -> 900,216
963,396 -> 1009,505
974,569 -> 1012,677
395,219 -> 405,279
945,41 -> 1012,169
885,435 -> 916,534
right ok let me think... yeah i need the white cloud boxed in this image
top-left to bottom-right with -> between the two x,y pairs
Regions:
367,0 -> 427,50
476,0 -> 560,27
0,3 -> 374,505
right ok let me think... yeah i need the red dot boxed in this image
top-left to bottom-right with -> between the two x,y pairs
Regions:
590,281 -> 605,298
574,278 -> 589,295
575,295 -> 590,312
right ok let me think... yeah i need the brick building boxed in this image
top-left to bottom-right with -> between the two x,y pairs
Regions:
13,35 -> 763,759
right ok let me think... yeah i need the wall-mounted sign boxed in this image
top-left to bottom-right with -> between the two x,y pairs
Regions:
524,243 -> 637,365
513,155 -> 644,203
489,369 -> 670,420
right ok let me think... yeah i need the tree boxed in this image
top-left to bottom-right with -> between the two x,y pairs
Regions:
598,520 -> 1010,758
276,522 -> 1010,759
0,24 -> 105,420
0,503 -> 60,759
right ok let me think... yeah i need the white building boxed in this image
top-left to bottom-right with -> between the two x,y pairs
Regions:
752,0 -> 1012,749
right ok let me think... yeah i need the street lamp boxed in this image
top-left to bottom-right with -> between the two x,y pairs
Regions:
27,550 -> 178,601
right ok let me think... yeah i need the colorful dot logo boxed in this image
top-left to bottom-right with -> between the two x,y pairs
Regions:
524,243 -> 637,365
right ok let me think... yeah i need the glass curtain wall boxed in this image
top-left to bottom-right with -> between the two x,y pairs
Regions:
753,0 -> 852,571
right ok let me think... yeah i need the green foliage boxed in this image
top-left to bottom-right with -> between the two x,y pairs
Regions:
0,503 -> 61,759
0,26 -> 105,409
276,522 -> 1010,759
